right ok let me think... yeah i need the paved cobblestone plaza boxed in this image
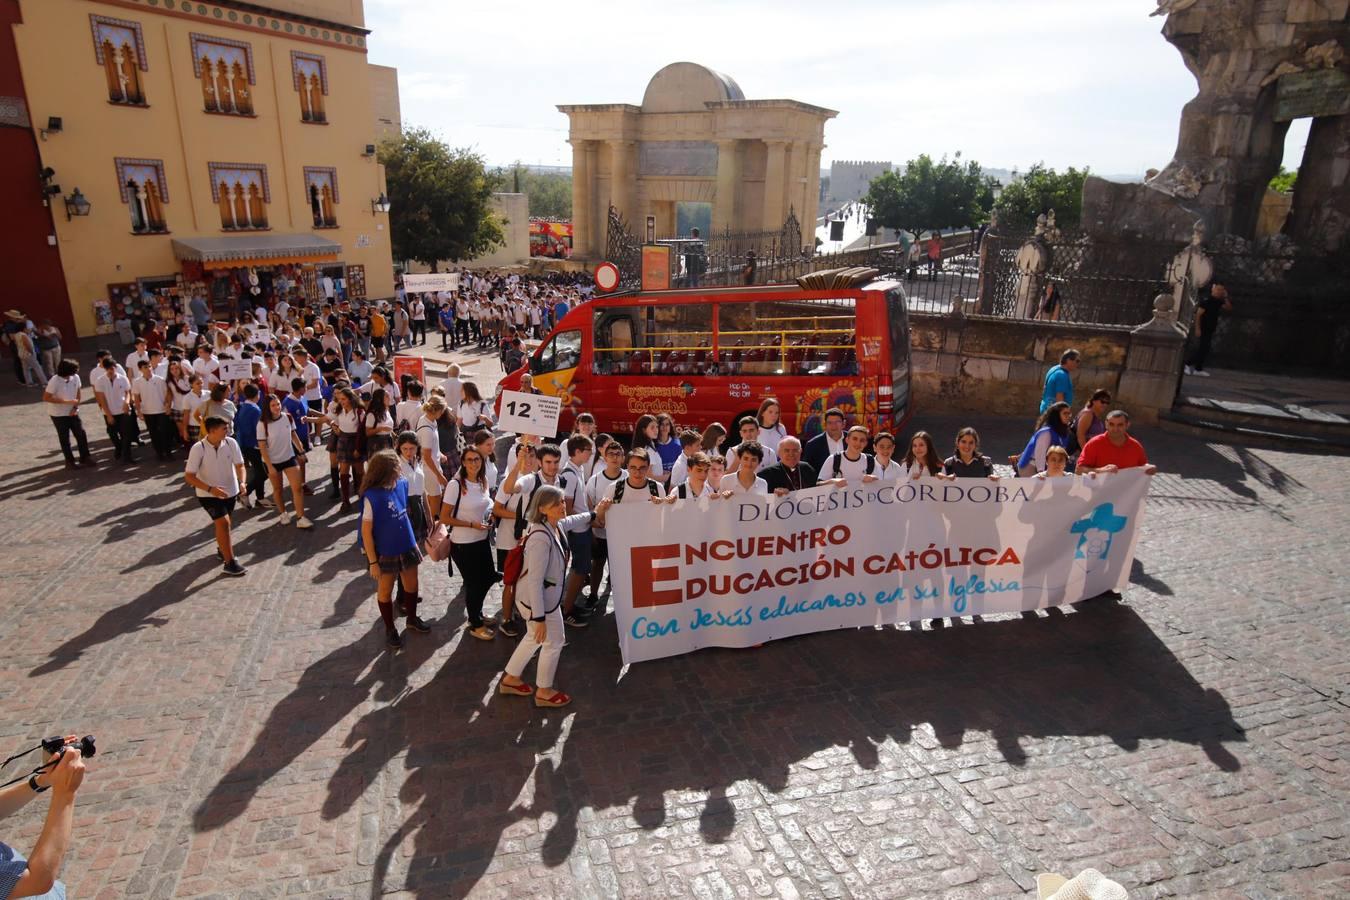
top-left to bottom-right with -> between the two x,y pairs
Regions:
1,390 -> 1346,899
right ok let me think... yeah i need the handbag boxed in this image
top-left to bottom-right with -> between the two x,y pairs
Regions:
425,522 -> 452,562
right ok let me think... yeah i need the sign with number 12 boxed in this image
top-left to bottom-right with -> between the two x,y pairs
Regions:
497,389 -> 562,437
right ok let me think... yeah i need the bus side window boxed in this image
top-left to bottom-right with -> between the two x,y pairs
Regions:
593,312 -> 635,375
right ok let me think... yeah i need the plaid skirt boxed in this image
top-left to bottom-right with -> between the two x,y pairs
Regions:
170,408 -> 185,424
334,432 -> 360,464
366,433 -> 394,455
408,496 -> 428,544
377,546 -> 422,574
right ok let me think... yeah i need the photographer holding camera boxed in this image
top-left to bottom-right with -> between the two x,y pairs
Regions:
0,735 -> 87,898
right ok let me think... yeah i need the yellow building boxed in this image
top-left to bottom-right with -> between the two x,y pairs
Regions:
13,0 -> 396,338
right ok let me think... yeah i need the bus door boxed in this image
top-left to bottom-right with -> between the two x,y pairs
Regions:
529,325 -> 584,431
591,307 -> 637,432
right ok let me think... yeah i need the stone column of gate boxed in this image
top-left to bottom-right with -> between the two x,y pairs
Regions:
608,140 -> 633,230
763,140 -> 789,233
713,139 -> 739,237
569,139 -> 593,258
802,142 -> 824,246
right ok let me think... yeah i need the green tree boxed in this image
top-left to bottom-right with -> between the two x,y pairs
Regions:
991,163 -> 1089,231
379,128 -> 503,270
862,153 -> 997,235
1269,166 -> 1297,193
500,162 -> 573,219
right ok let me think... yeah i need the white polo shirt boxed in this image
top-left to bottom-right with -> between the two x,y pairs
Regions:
131,374 -> 170,415
725,442 -> 777,473
186,436 -> 244,497
719,472 -> 768,496
193,355 -> 220,386
45,374 -> 81,418
301,361 -> 323,402
104,372 -> 133,415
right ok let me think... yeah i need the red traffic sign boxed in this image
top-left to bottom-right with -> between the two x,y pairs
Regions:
594,262 -> 620,292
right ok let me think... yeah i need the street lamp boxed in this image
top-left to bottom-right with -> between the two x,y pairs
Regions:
370,193 -> 390,215
64,187 -> 91,220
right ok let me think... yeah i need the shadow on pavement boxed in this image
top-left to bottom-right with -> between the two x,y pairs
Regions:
190,600 -> 1244,897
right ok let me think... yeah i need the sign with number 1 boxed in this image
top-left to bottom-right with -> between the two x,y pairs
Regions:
497,389 -> 561,438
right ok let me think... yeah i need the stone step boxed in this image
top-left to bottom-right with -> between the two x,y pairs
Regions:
1157,406 -> 1350,455
1172,395 -> 1350,441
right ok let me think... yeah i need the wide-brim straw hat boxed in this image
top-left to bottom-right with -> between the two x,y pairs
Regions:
1036,868 -> 1128,900
4,309 -> 25,320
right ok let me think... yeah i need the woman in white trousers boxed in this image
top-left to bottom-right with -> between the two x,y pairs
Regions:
498,485 -> 609,708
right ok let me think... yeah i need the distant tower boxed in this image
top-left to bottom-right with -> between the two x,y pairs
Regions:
828,160 -> 892,205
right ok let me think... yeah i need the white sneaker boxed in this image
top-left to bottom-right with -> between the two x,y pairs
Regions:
258,497 -> 275,509
241,494 -> 255,510
1183,365 -> 1195,375
1194,369 -> 1210,377
279,512 -> 292,525
295,516 -> 313,529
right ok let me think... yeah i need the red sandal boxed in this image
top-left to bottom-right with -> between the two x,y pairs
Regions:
534,690 -> 571,708
498,680 -> 533,696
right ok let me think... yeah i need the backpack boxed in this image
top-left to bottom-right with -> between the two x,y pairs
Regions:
512,474 -> 568,541
830,451 -> 875,479
500,532 -> 535,588
613,477 -> 660,503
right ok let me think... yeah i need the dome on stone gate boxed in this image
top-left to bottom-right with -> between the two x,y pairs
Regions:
641,62 -> 745,113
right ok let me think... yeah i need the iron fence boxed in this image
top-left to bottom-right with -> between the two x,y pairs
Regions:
975,229 -> 1180,326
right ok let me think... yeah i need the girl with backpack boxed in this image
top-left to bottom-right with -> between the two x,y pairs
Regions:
360,449 -> 429,650
437,445 -> 496,641
497,485 -> 610,707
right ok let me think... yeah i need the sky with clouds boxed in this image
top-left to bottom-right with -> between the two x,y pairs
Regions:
364,0 -> 1310,180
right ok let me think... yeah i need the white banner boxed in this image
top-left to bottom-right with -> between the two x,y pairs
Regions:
608,472 -> 1151,664
402,273 -> 459,293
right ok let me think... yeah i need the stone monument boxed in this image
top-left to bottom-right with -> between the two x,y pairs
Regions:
558,62 -> 837,259
1082,0 -> 1349,254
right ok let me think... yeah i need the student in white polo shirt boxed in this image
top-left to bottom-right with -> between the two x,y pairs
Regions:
295,348 -> 324,412
724,416 -> 778,473
193,345 -> 220,386
719,442 -> 769,496
132,359 -> 174,461
824,425 -> 879,485
101,357 -> 137,464
184,415 -> 247,577
43,358 -> 92,467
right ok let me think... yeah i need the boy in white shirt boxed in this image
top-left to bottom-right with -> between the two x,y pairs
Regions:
667,430 -> 703,487
132,360 -> 174,460
825,426 -> 880,485
724,417 -> 777,472
720,442 -> 769,496
184,415 -> 247,577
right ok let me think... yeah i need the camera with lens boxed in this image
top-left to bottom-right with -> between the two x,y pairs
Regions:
40,735 -> 96,760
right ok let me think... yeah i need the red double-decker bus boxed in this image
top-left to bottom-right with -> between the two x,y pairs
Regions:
495,279 -> 912,439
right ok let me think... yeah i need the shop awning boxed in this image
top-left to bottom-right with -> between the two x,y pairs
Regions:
171,233 -> 342,270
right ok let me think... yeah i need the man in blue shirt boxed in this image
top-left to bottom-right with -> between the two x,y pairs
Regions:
1040,348 -> 1080,414
438,302 -> 456,351
234,383 -> 265,508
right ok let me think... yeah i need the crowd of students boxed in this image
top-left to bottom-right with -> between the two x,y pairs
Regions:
36,274 -> 1159,710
